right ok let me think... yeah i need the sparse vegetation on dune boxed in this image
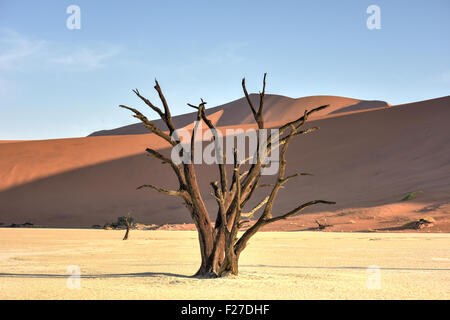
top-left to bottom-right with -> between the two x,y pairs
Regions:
401,191 -> 424,201
400,217 -> 435,230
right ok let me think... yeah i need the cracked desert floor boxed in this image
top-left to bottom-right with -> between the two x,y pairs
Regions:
0,228 -> 449,299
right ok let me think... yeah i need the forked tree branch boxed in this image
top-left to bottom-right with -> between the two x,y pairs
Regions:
265,200 -> 336,224
242,73 -> 266,129
132,89 -> 165,120
241,196 -> 269,219
259,124 -> 298,220
145,148 -> 186,187
189,99 -> 229,196
239,103 -> 327,201
234,120 -> 334,254
154,80 -> 176,134
279,105 -> 329,134
119,105 -> 175,146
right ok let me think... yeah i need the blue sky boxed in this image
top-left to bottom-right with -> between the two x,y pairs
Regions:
0,0 -> 449,140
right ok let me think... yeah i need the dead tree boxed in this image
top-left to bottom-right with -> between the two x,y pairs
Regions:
315,219 -> 330,230
120,74 -> 335,277
122,212 -> 133,240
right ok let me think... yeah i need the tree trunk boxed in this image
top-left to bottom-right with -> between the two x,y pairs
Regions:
193,239 -> 217,277
122,227 -> 130,240
123,214 -> 132,240
191,212 -> 216,277
193,228 -> 240,278
219,249 -> 239,276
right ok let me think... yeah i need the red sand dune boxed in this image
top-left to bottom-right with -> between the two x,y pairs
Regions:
0,95 -> 449,232
89,94 -> 389,136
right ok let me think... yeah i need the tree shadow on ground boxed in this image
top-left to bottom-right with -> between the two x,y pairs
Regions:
0,272 -> 191,279
1,264 -> 449,280
240,265 -> 450,271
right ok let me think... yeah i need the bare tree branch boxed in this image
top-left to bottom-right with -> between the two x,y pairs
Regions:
189,99 -> 228,195
154,80 -> 176,134
279,105 -> 329,134
242,78 -> 257,119
265,200 -> 336,224
132,89 -> 165,120
241,196 -> 269,219
119,105 -> 175,146
145,148 -> 186,187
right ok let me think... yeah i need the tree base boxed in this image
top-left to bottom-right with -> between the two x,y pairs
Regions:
193,263 -> 239,278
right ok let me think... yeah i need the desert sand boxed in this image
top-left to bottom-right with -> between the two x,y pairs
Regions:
0,95 -> 449,231
0,228 -> 449,300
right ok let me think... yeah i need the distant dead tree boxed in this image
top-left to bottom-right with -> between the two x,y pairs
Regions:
122,212 -> 133,240
315,219 -> 331,230
120,74 -> 335,277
